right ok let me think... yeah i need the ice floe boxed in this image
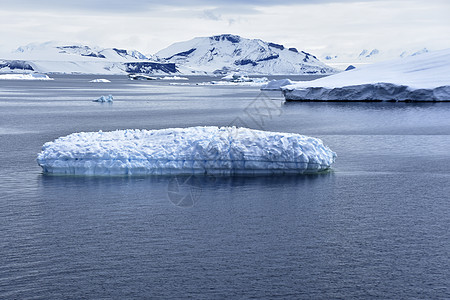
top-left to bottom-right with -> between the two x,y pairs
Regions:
37,126 -> 336,176
89,79 -> 111,83
197,76 -> 268,86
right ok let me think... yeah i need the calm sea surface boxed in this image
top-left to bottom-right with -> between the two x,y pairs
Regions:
0,75 -> 449,299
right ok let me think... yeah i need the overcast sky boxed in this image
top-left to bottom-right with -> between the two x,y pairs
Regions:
0,0 -> 449,56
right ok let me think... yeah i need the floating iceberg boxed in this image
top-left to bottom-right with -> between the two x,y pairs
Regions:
283,48 -> 450,101
93,95 -> 113,103
128,74 -> 157,80
89,78 -> 111,83
37,126 -> 336,176
222,73 -> 252,82
261,79 -> 293,91
160,76 -> 189,80
198,76 -> 268,86
0,73 -> 53,80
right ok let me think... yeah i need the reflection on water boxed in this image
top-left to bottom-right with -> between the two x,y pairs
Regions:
38,172 -> 336,208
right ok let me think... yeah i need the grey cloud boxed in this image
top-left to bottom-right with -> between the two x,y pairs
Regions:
202,10 -> 222,21
2,0 -> 390,14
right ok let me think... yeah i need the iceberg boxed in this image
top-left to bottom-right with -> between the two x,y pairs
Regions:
197,75 -> 268,86
261,79 -> 293,91
222,73 -> 252,82
160,76 -> 189,80
89,79 -> 111,83
93,95 -> 113,103
0,73 -> 53,80
284,49 -> 450,101
128,74 -> 157,80
36,126 -> 336,176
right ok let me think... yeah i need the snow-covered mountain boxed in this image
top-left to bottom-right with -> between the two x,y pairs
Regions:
156,34 -> 336,75
321,48 -> 430,70
0,42 -> 176,75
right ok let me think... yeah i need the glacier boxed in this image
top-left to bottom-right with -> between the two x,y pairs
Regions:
284,48 -> 450,101
36,127 -> 336,176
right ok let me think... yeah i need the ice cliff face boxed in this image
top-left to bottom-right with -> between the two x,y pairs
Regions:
156,34 -> 337,75
283,48 -> 450,101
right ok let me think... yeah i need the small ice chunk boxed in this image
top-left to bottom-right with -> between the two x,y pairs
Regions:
160,76 -> 189,80
93,95 -> 113,102
89,79 -> 111,83
261,79 -> 293,91
36,126 -> 336,176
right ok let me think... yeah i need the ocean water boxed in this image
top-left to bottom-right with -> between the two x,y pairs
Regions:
0,75 -> 449,299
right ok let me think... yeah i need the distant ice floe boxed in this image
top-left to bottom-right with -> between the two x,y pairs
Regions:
197,74 -> 268,86
160,76 -> 188,80
93,95 -> 113,103
0,73 -> 53,80
261,79 -> 293,91
37,126 -> 336,176
127,74 -> 188,81
89,79 -> 111,83
283,48 -> 450,101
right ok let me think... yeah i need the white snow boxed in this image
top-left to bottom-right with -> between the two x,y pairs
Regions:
93,95 -> 113,103
320,47 -> 430,70
0,73 -> 53,80
261,79 -> 293,91
156,34 -> 336,75
284,48 -> 450,101
36,126 -> 336,176
89,79 -> 111,83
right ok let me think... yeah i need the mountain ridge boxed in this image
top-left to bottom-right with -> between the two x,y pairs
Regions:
156,34 -> 337,75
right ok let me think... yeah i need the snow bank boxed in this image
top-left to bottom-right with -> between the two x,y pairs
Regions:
37,126 -> 336,176
261,79 -> 293,91
89,79 -> 111,83
93,95 -> 113,103
284,48 -> 450,101
0,73 -> 53,80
